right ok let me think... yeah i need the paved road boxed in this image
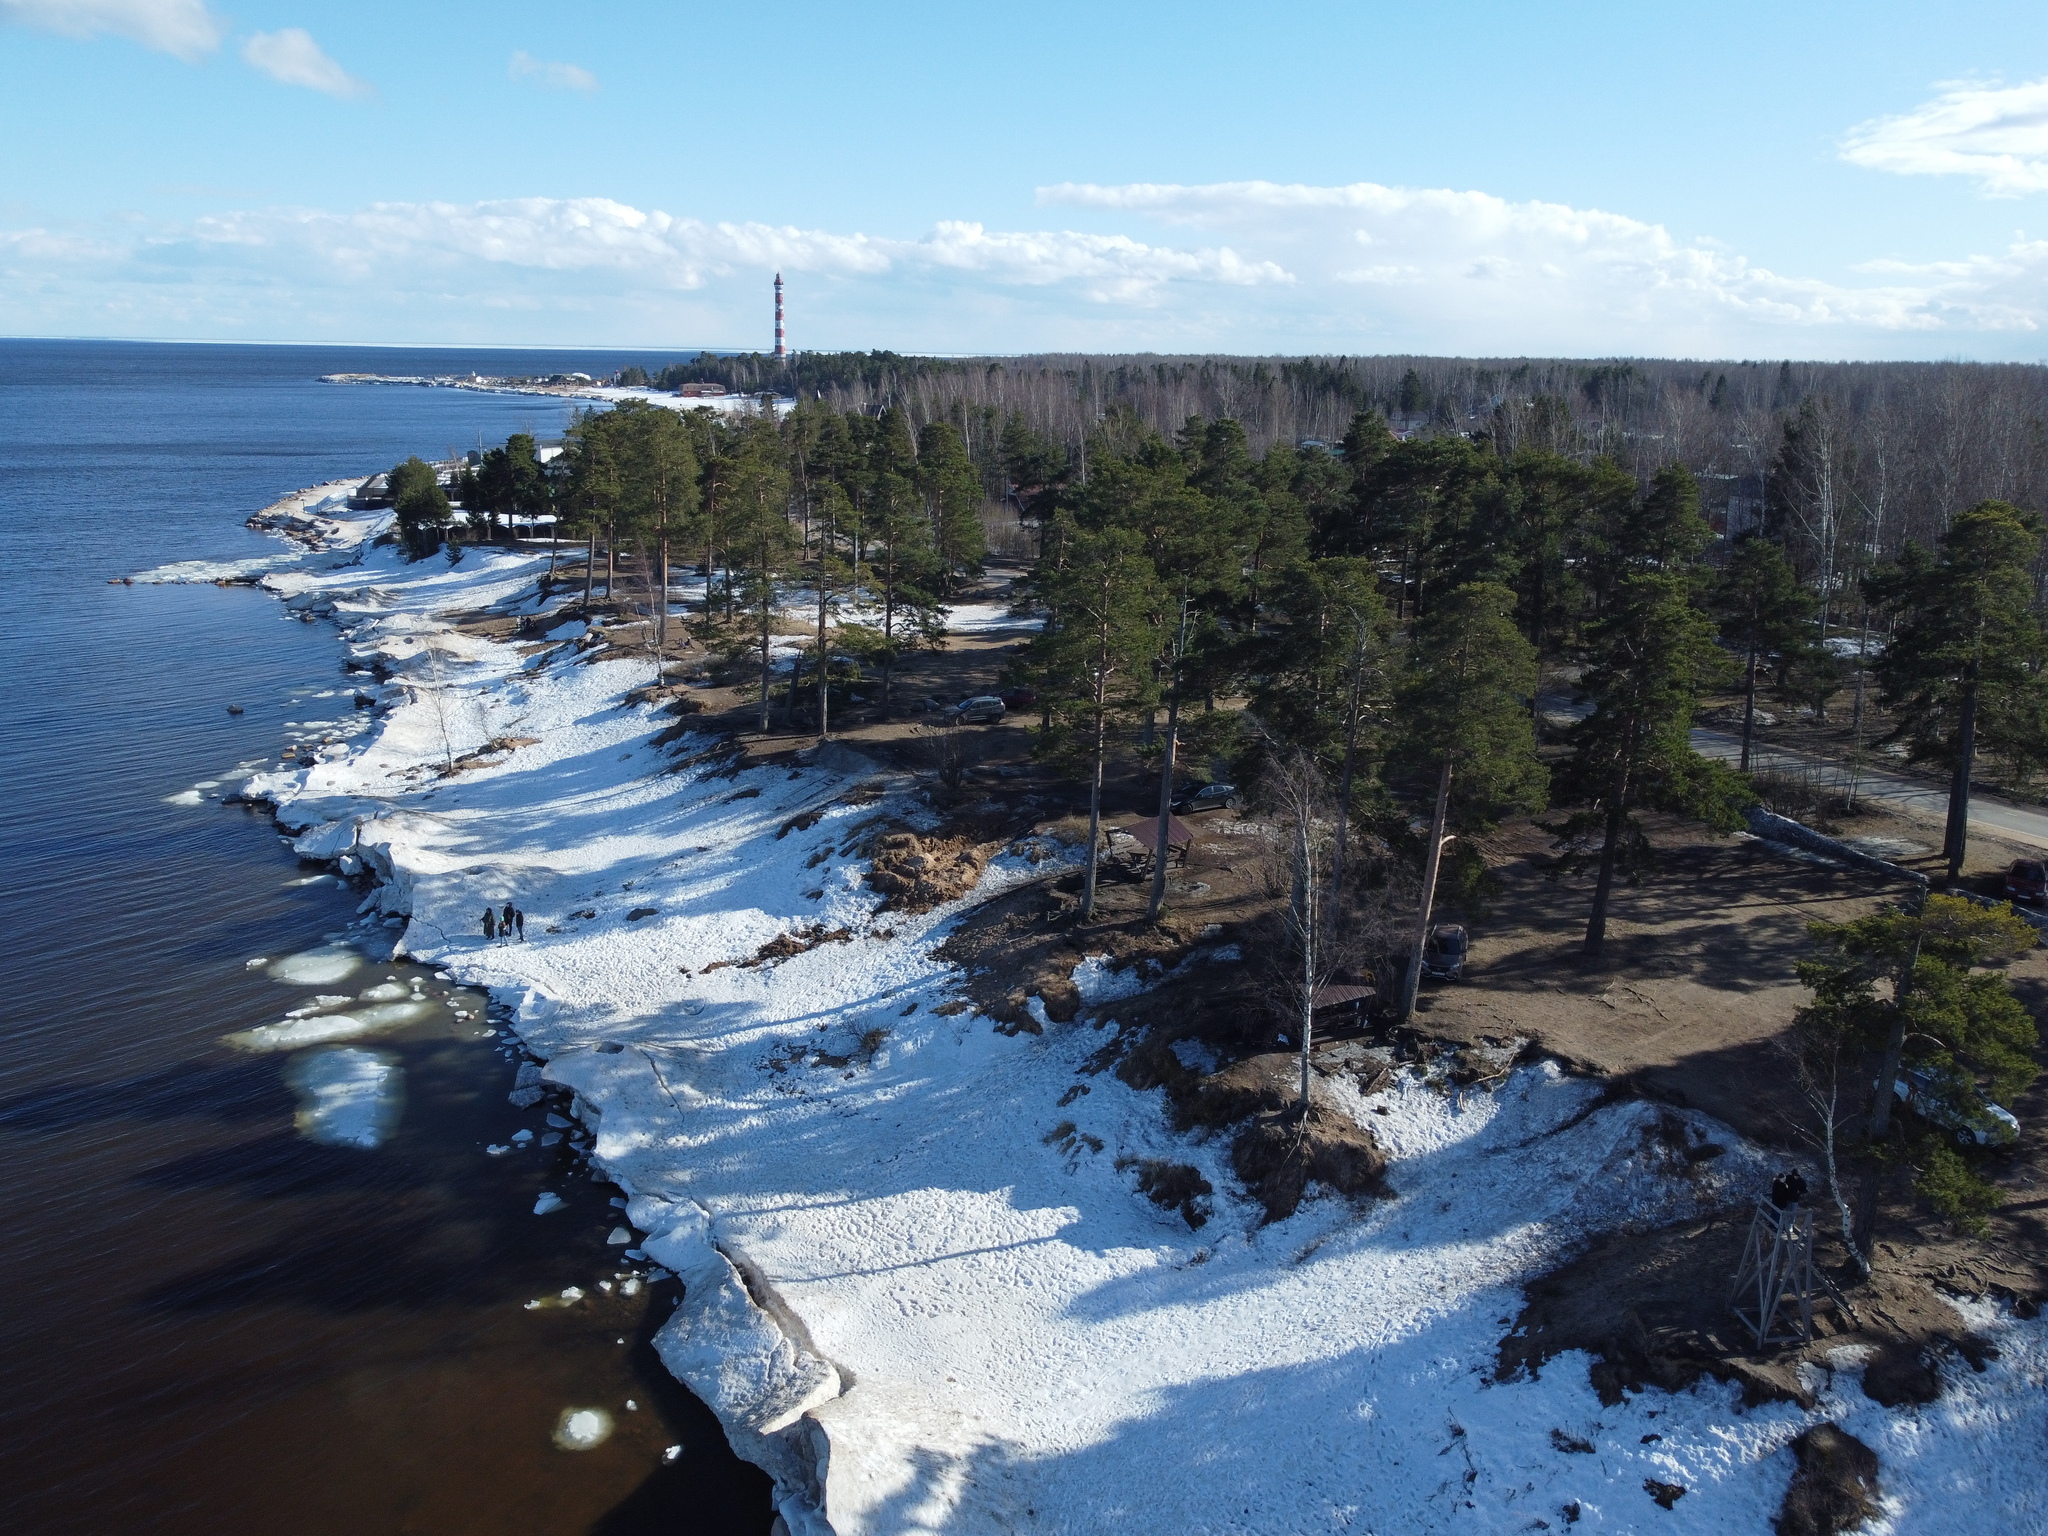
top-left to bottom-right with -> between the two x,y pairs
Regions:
1689,727 -> 2048,854
1540,693 -> 2048,854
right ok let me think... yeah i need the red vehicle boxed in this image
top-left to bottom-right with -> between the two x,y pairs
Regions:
2005,859 -> 2048,905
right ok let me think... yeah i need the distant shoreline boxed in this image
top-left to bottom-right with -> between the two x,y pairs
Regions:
323,373 -> 789,416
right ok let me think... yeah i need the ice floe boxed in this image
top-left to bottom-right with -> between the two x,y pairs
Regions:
284,1047 -> 403,1148
265,944 -> 364,987
553,1407 -> 613,1451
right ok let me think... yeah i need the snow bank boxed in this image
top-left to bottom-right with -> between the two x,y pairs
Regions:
227,516 -> 2048,1534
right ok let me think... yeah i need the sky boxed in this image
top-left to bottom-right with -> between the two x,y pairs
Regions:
6,0 -> 2048,361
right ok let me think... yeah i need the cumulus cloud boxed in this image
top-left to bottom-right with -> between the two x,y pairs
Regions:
165,197 -> 1283,309
1040,179 -> 2047,351
5,185 -> 2048,355
1841,78 -> 2048,197
242,28 -> 370,99
0,0 -> 222,59
509,50 -> 599,93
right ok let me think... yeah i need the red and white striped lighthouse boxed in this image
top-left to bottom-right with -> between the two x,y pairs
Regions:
773,272 -> 785,359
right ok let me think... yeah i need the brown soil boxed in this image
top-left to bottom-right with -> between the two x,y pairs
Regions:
1775,1423 -> 1882,1536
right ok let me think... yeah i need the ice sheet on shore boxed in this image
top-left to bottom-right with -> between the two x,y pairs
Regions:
238,497 -> 2048,1535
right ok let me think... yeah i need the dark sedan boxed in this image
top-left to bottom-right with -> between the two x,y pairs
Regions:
2006,859 -> 2047,905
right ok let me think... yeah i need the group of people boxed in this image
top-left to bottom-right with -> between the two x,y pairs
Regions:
483,902 -> 525,943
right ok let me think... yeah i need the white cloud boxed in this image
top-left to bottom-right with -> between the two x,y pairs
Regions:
1841,78 -> 2048,197
509,49 -> 599,93
6,184 -> 2048,356
241,28 -> 370,99
1039,179 -> 2047,351
0,0 -> 221,59
164,197 -> 1282,308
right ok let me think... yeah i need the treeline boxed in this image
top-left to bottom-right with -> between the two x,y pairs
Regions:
615,349 -> 2048,575
395,399 -> 989,732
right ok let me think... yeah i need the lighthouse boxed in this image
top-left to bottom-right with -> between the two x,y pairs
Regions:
773,272 -> 785,360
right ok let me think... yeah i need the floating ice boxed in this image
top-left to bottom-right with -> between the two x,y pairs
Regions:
356,981 -> 410,1003
540,1132 -> 563,1146
266,945 -> 363,986
533,1191 -> 564,1215
560,1286 -> 584,1301
553,1407 -> 613,1451
225,999 -> 435,1051
662,1444 -> 683,1463
511,1129 -> 534,1144
607,1226 -> 632,1245
193,780 -> 221,789
624,1399 -> 637,1411
283,874 -> 335,887
486,1144 -> 512,1155
545,1112 -> 572,1128
245,957 -> 268,969
163,789 -> 204,806
619,1277 -> 642,1297
284,1048 -> 403,1148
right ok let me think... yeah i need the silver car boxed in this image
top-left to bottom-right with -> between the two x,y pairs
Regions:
946,695 -> 1006,725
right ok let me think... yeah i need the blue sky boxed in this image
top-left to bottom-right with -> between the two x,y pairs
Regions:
5,0 -> 2048,359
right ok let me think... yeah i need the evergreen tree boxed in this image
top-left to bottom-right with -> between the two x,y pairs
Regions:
1390,582 -> 1546,1014
1026,522 -> 1160,920
1563,570 -> 1749,956
1798,893 -> 2037,1242
612,405 -> 700,677
915,420 -> 987,589
1709,536 -> 1816,771
389,455 -> 451,560
1866,501 -> 2048,880
720,424 -> 797,732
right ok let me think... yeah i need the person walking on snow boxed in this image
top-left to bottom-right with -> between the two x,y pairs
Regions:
482,908 -> 496,942
501,902 -> 515,943
513,909 -> 525,941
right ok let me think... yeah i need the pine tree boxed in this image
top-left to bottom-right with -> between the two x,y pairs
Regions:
1564,571 -> 1748,956
1710,536 -> 1816,771
915,421 -> 987,590
1390,582 -> 1546,1014
1866,501 -> 2048,880
1026,522 -> 1160,920
389,456 -> 451,560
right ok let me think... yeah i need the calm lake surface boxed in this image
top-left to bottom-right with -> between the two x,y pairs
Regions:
0,340 -> 771,1535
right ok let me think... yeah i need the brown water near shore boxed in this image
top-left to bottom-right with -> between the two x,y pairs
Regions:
0,339 -> 772,1535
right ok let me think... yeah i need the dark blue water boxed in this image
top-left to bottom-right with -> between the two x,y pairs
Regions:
0,341 -> 769,1534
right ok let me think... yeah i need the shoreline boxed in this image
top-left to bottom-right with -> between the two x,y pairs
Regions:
168,490 -> 2048,1533
322,374 -> 794,418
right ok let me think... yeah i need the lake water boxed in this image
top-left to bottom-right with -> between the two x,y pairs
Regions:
0,340 -> 771,1535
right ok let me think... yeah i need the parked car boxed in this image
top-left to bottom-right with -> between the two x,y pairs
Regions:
2006,859 -> 2047,905
1170,781 -> 1239,815
945,695 -> 1006,725
1422,924 -> 1469,981
1894,1066 -> 2020,1147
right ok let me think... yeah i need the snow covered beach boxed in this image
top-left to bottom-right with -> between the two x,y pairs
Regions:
185,498 -> 2048,1535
